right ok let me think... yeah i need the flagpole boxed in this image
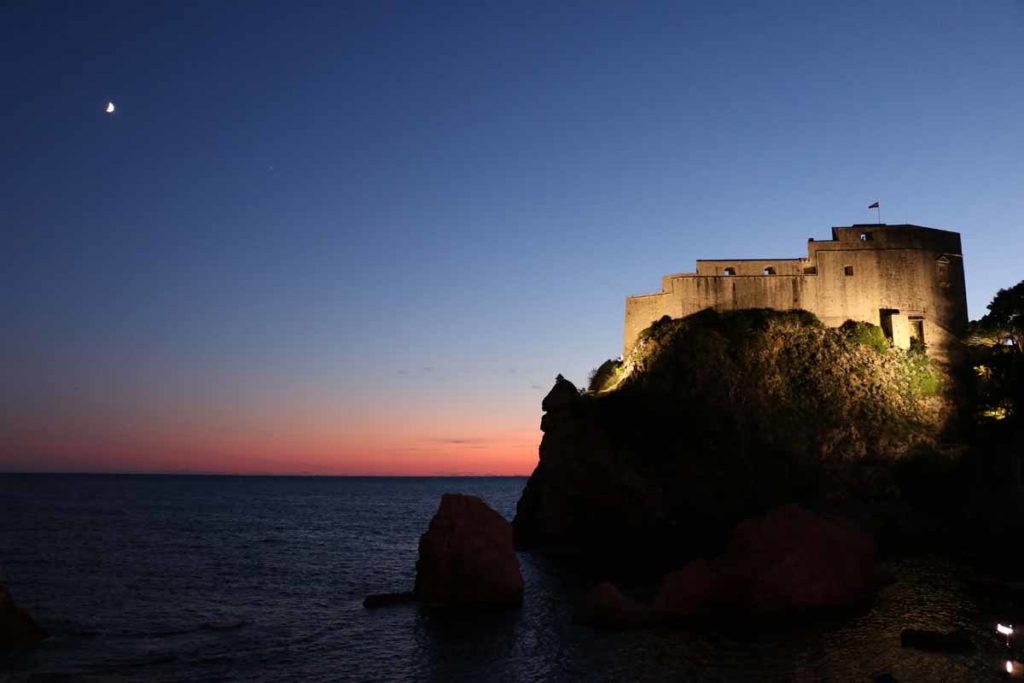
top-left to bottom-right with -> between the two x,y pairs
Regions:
877,204 -> 881,225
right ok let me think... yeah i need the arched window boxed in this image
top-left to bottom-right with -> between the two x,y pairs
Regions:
723,267 -> 735,276
860,232 -> 873,241
763,267 -> 776,276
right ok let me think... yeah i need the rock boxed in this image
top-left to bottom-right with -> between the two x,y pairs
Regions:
0,584 -> 46,647
578,581 -> 650,628
721,504 -> 877,612
362,592 -> 416,609
414,494 -> 524,607
541,375 -> 579,414
899,628 -> 975,653
653,559 -> 720,618
514,378 -> 665,568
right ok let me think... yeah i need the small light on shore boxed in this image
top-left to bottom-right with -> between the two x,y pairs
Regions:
998,624 -> 1014,636
1008,660 -> 1015,675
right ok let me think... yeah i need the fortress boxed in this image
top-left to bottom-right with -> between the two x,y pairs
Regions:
624,224 -> 968,362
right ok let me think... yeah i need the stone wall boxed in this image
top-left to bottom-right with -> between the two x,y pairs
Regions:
623,225 -> 968,363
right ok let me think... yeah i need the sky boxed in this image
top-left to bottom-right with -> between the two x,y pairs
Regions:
2,0 -> 1023,475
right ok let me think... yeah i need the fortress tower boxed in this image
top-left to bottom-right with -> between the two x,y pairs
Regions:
624,225 -> 968,362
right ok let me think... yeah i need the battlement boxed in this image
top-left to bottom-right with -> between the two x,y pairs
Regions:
624,224 -> 968,362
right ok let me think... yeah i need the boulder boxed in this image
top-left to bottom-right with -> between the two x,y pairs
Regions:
721,504 -> 877,613
0,584 -> 46,647
414,494 -> 523,607
653,558 -> 720,618
578,581 -> 650,628
649,505 -> 877,620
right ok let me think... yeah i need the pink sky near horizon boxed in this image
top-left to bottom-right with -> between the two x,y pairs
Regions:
0,349 -> 553,475
1,420 -> 542,476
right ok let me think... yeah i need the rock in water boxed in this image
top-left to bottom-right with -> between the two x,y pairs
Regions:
0,584 -> 46,647
653,559 -> 721,618
414,494 -> 524,607
721,504 -> 877,612
578,581 -> 650,628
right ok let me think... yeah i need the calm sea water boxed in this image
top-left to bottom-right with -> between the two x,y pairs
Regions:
1,474 -> 1020,681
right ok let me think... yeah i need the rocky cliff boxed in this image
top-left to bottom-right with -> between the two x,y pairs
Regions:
513,309 -> 955,573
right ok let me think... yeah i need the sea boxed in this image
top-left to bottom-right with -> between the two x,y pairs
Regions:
1,474 -> 1020,682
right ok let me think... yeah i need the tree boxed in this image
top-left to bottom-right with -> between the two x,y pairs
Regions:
969,279 -> 1024,425
980,280 -> 1024,352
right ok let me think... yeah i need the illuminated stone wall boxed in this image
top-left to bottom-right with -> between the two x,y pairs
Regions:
623,225 -> 968,363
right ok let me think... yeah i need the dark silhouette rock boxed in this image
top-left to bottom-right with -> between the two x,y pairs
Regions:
363,591 -> 416,609
650,505 -> 877,620
414,494 -> 523,607
899,628 -> 975,653
719,504 -> 877,613
0,584 -> 46,647
578,581 -> 650,628
541,375 -> 579,414
515,377 -> 663,567
653,558 -> 720,618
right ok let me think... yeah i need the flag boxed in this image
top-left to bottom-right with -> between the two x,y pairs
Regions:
868,201 -> 879,209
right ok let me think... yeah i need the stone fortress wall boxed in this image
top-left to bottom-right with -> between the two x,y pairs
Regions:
624,225 -> 968,362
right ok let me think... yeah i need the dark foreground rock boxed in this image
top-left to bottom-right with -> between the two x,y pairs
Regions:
583,505 -> 878,629
0,584 -> 46,647
654,505 -> 876,618
577,582 -> 650,628
900,628 -> 975,653
653,559 -> 720,618
414,493 -> 524,607
720,504 -> 877,613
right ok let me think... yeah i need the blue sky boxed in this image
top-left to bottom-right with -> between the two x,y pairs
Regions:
2,0 -> 1023,473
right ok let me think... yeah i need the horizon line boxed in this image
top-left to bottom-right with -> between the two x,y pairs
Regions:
0,470 -> 531,478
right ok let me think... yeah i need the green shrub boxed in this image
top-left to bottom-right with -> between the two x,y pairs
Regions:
588,358 -> 624,393
840,320 -> 889,353
907,351 -> 942,397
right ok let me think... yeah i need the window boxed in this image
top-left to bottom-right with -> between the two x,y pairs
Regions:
860,232 -> 872,241
723,267 -> 735,276
910,318 -> 924,342
936,255 -> 951,288
763,267 -> 776,276
803,266 -> 817,275
844,265 -> 854,276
